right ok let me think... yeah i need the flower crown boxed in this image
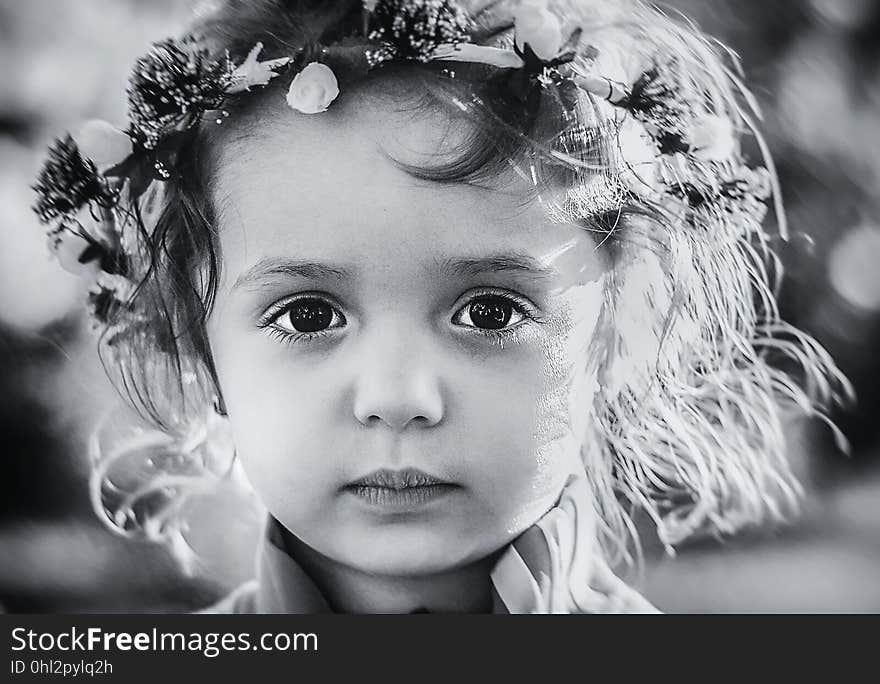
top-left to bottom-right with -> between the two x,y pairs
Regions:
32,0 -> 778,337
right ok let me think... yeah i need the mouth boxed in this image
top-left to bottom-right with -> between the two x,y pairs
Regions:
344,468 -> 461,509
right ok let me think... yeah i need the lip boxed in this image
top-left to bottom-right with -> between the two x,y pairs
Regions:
349,467 -> 453,489
344,468 -> 460,510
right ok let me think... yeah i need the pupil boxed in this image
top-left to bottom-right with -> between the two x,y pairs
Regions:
470,297 -> 511,330
288,299 -> 333,333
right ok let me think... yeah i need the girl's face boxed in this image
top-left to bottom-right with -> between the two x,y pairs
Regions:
206,92 -> 608,576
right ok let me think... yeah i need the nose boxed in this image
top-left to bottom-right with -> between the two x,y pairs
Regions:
352,325 -> 444,431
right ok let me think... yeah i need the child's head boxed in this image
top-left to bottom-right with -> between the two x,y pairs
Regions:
202,83 -> 611,574
38,0 -> 847,573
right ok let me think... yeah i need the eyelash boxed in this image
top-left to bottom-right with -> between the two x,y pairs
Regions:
257,292 -> 341,347
257,288 -> 541,348
452,287 -> 539,346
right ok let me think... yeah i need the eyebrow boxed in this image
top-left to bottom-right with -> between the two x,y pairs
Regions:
436,253 -> 557,281
232,257 -> 353,292
231,252 -> 556,293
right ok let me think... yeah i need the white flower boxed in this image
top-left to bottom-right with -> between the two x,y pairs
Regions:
74,119 -> 133,172
687,113 -> 737,162
92,271 -> 136,302
363,0 -> 378,11
226,42 -> 290,94
47,229 -> 94,276
46,206 -> 114,276
514,0 -> 564,61
286,62 -> 340,114
432,43 -> 525,69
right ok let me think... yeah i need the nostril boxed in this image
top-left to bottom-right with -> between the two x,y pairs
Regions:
362,412 -> 433,430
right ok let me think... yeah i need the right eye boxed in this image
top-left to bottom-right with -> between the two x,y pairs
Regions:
264,296 -> 346,335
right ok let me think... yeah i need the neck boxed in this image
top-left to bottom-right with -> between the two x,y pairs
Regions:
277,527 -> 499,614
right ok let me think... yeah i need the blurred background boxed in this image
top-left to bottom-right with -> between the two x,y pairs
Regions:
1,0 -> 879,613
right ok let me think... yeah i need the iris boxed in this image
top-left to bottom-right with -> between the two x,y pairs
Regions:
468,296 -> 512,330
287,299 -> 334,333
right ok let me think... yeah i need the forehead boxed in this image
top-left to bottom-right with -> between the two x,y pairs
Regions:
209,89 -> 605,289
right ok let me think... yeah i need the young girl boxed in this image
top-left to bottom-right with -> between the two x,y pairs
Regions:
32,0 -> 848,613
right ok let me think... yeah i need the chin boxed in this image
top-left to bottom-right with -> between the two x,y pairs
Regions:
334,526 -> 500,577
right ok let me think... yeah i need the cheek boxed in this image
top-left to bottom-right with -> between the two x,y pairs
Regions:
467,281 -> 604,534
209,331 -> 344,517
538,282 -> 604,448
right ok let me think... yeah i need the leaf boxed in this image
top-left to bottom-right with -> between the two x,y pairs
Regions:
557,78 -> 581,112
559,27 -> 583,56
126,163 -> 154,201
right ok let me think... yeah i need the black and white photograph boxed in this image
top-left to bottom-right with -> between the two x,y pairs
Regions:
1,0 -> 879,616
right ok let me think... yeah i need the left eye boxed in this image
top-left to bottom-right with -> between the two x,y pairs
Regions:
453,294 -> 526,331
270,297 -> 345,334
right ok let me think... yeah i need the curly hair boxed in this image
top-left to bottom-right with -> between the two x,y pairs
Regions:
89,0 -> 850,568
